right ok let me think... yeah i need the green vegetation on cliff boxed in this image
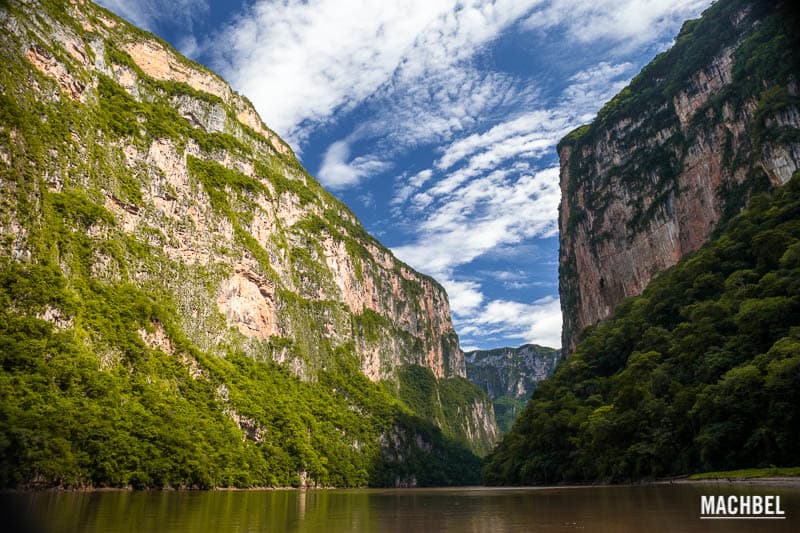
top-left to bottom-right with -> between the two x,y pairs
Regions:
397,365 -> 495,456
557,0 -> 800,351
0,258 -> 480,489
484,174 -> 800,484
0,0 -> 492,488
560,0 -> 799,151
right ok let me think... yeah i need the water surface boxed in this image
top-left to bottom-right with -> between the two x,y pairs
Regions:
3,483 -> 798,532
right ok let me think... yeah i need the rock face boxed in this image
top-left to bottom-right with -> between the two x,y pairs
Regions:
0,0 -> 496,487
558,0 -> 800,353
5,0 -> 465,382
465,345 -> 560,432
466,345 -> 561,400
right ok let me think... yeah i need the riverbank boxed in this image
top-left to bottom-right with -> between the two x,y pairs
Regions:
670,476 -> 800,486
5,466 -> 800,492
653,467 -> 800,487
0,484 -> 342,493
689,467 -> 800,480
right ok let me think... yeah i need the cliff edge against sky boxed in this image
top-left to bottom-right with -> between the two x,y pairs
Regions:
485,0 -> 800,485
558,0 -> 800,352
0,0 -> 497,488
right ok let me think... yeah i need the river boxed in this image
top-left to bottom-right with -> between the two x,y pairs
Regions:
2,483 -> 798,532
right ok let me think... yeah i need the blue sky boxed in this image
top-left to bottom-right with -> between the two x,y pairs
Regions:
97,0 -> 712,350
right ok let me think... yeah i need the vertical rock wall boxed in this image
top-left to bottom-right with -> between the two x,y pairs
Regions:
558,0 -> 800,352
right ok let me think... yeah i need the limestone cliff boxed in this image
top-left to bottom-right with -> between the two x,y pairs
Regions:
465,345 -> 560,432
3,0 -> 467,380
0,0 -> 496,487
558,0 -> 800,352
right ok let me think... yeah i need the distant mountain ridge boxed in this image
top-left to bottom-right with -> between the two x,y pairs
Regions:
465,344 -> 560,432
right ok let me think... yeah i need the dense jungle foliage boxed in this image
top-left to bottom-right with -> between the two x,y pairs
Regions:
0,0 -> 485,488
0,254 -> 482,488
484,173 -> 800,484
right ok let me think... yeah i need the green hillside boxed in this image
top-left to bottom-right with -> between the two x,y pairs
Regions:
0,0 -> 492,489
484,173 -> 800,484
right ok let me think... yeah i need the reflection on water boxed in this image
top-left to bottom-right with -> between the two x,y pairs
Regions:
2,483 -> 798,532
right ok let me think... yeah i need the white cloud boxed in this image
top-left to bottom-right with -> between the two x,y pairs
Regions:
211,1 -> 455,143
371,66 -> 536,151
435,110 -> 560,171
176,34 -> 200,58
434,62 -> 632,172
460,345 -> 482,352
459,296 -> 562,348
210,0 -> 547,145
485,270 -> 529,281
387,60 -> 633,217
387,58 -> 637,351
390,57 -> 633,277
442,279 -> 485,317
359,192 -> 375,208
317,139 -> 389,190
504,280 -> 557,290
203,0 -> 710,148
393,166 -> 560,277
562,61 -> 634,110
392,169 -> 434,213
522,0 -> 711,51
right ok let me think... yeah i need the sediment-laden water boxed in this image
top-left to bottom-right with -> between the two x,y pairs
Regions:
3,482 -> 798,532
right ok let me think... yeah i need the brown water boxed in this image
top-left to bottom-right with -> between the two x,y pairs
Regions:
3,483 -> 798,532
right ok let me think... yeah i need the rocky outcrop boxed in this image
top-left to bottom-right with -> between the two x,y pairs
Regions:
558,0 -> 800,353
460,395 -> 499,449
0,0 -> 494,472
465,344 -> 560,432
26,44 -> 86,101
3,0 -> 463,383
120,39 -> 291,156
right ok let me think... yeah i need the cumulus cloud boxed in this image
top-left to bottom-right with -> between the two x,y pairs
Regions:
480,270 -> 557,289
200,0 -> 710,146
393,166 -> 560,275
389,60 -> 633,219
208,0 -> 548,145
435,110 -> 561,172
388,59 -> 637,350
370,66 -> 535,151
392,169 -> 433,209
390,59 -> 633,274
210,1 -> 444,142
358,192 -> 375,208
442,279 -> 485,317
